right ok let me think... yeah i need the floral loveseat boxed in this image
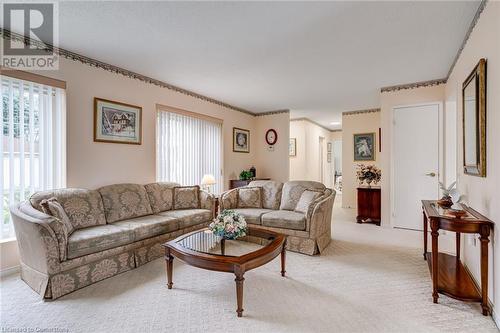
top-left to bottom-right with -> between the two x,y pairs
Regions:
220,180 -> 335,255
10,182 -> 215,299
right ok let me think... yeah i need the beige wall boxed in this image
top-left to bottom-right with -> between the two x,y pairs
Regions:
0,49 -> 290,271
341,112 -> 381,208
445,1 -> 499,321
379,85 -> 445,225
255,113 -> 291,183
32,56 -> 262,190
289,119 -> 334,187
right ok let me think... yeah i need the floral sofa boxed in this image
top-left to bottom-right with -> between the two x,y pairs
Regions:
10,182 -> 215,299
220,180 -> 335,255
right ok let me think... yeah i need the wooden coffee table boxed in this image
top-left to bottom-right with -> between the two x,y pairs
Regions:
163,227 -> 287,317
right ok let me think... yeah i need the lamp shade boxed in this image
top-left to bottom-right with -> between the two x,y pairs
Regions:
201,174 -> 216,186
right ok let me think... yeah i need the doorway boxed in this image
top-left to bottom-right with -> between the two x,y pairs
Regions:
319,137 -> 325,183
333,140 -> 342,193
392,103 -> 440,230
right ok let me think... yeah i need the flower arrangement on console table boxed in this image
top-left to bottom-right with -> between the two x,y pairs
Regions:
356,164 -> 381,187
209,210 -> 247,240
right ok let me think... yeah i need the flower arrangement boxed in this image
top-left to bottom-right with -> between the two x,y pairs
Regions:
356,164 -> 381,187
209,210 -> 248,240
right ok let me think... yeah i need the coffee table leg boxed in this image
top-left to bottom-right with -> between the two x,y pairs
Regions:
235,272 -> 245,317
281,240 -> 287,277
166,250 -> 174,289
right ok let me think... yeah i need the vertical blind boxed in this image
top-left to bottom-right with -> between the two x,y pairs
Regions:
157,110 -> 222,194
0,75 -> 66,240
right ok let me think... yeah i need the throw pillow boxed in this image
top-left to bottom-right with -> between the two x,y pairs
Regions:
237,187 -> 263,208
39,197 -> 73,261
173,186 -> 200,209
294,190 -> 322,215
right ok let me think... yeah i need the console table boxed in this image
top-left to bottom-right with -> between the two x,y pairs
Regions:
356,187 -> 381,225
422,200 -> 493,315
229,178 -> 270,189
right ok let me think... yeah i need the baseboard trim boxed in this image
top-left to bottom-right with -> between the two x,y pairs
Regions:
0,265 -> 20,278
492,306 -> 499,329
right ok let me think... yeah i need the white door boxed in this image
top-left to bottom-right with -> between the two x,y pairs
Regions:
393,104 -> 439,230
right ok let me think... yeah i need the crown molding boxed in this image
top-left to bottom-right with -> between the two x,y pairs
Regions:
447,0 -> 488,78
380,79 -> 446,93
255,109 -> 290,117
0,29 -> 256,116
342,108 -> 381,116
290,117 -> 340,132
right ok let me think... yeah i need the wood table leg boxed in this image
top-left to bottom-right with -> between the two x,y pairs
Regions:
456,232 -> 461,261
430,219 -> 439,304
165,250 -> 174,289
281,240 -> 287,277
234,270 -> 245,317
423,211 -> 428,260
480,226 -> 490,316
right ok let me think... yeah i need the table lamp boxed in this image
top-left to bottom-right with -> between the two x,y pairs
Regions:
201,174 -> 216,193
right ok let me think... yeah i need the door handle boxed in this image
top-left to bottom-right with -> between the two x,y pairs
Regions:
425,172 -> 436,177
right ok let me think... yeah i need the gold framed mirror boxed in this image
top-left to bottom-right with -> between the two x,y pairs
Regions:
462,58 -> 486,177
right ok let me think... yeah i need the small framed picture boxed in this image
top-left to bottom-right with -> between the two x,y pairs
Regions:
233,127 -> 250,153
327,142 -> 332,152
289,138 -> 297,156
353,133 -> 376,161
94,98 -> 142,145
327,152 -> 332,163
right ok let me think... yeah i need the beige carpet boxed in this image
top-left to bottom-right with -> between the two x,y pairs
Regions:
1,238 -> 498,333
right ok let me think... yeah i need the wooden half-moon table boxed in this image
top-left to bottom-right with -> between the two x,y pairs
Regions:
422,200 -> 493,315
163,227 -> 287,317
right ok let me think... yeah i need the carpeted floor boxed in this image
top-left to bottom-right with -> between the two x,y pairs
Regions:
1,239 -> 498,333
1,198 -> 498,332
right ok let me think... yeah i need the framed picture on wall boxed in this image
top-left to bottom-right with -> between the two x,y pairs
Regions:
327,142 -> 332,152
94,98 -> 142,144
353,133 -> 375,161
327,152 -> 332,163
289,138 -> 297,156
233,127 -> 250,153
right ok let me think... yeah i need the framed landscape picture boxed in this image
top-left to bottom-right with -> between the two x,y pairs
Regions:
233,127 -> 250,153
289,138 -> 296,156
353,133 -> 375,161
94,98 -> 142,145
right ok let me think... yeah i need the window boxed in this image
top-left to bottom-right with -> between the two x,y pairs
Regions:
156,106 -> 222,194
1,75 -> 66,240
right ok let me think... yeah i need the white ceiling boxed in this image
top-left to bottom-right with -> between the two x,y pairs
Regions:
20,1 -> 484,129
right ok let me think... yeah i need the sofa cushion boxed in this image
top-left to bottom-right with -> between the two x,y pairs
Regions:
237,187 -> 263,208
144,182 -> 179,214
158,209 -> 211,229
67,224 -> 135,259
98,184 -> 153,223
262,210 -> 307,231
30,188 -> 106,229
173,186 -> 200,210
231,208 -> 273,225
279,181 -> 326,211
248,181 -> 283,210
38,198 -> 72,261
113,215 -> 179,241
294,190 -> 322,215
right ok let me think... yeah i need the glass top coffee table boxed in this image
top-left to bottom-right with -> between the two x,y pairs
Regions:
163,227 -> 287,317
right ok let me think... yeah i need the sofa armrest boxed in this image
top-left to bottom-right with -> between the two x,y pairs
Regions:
10,202 -> 63,274
307,190 -> 336,238
219,188 -> 238,211
200,189 -> 216,219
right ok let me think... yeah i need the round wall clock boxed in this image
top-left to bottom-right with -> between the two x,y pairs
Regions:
265,129 -> 278,145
